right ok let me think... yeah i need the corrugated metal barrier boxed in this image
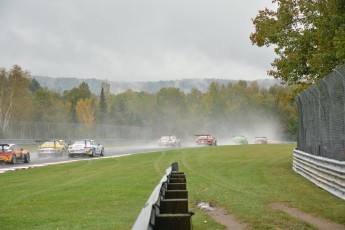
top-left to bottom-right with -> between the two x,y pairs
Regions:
293,149 -> 345,200
294,64 -> 345,199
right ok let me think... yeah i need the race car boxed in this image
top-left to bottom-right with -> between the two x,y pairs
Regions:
195,134 -> 217,146
68,139 -> 104,157
158,136 -> 181,147
232,135 -> 248,145
0,144 -> 30,164
253,137 -> 268,144
37,140 -> 69,157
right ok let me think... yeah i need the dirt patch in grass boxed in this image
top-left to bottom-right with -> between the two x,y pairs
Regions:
197,202 -> 345,229
271,203 -> 345,230
197,202 -> 248,230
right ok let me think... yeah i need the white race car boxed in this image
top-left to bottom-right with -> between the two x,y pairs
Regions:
158,136 -> 181,147
68,139 -> 104,157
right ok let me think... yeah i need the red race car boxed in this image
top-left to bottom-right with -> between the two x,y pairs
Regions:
0,144 -> 31,164
253,137 -> 268,144
195,134 -> 217,146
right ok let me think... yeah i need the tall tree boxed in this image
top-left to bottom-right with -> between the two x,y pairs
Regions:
64,82 -> 92,123
32,89 -> 53,121
0,65 -> 31,133
28,77 -> 41,92
200,82 -> 226,119
76,98 -> 95,126
109,94 -> 131,125
250,0 -> 345,84
101,81 -> 110,96
30,89 -> 68,122
98,85 -> 107,123
155,87 -> 187,135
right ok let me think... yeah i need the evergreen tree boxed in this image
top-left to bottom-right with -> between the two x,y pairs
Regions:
99,86 -> 107,123
28,78 -> 41,92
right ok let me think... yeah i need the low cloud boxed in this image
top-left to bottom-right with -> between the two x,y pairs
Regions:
0,0 -> 276,81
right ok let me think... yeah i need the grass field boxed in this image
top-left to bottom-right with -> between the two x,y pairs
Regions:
1,144 -> 344,229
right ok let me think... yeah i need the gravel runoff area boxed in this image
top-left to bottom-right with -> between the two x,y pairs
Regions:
197,202 -> 345,230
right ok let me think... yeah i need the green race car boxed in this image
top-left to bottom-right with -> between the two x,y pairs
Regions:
232,135 -> 248,145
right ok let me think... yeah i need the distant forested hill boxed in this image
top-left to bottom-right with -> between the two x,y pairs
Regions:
33,76 -> 282,94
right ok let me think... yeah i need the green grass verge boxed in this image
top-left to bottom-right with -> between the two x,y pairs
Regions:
0,144 -> 344,229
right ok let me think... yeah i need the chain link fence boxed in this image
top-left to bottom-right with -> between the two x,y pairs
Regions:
295,64 -> 345,161
1,121 -> 153,143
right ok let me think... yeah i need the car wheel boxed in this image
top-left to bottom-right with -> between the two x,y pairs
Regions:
90,150 -> 95,157
100,148 -> 104,157
11,154 -> 17,164
24,153 -> 30,163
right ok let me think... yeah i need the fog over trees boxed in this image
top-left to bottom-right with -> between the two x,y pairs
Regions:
0,65 -> 297,141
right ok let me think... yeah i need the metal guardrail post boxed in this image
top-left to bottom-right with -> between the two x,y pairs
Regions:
132,162 -> 194,230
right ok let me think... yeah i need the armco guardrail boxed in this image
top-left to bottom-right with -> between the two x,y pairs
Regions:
132,162 -> 194,230
293,149 -> 345,200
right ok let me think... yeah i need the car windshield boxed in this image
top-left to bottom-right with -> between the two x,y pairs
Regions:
0,146 -> 11,153
160,136 -> 170,140
44,141 -> 55,145
73,141 -> 85,145
39,141 -> 56,147
198,136 -> 208,139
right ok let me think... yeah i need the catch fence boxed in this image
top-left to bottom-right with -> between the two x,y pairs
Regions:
1,121 -> 153,142
295,64 -> 345,161
294,64 -> 345,200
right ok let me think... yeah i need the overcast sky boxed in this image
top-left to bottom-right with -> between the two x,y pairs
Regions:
0,0 -> 276,82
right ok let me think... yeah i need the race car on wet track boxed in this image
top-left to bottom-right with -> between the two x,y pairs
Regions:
253,137 -> 268,144
37,140 -> 69,157
158,135 -> 181,147
68,139 -> 104,157
195,134 -> 217,146
232,135 -> 248,145
0,144 -> 30,164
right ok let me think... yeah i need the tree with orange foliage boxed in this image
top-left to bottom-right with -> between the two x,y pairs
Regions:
76,98 -> 95,126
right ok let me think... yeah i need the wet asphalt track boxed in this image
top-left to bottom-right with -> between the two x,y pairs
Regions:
0,145 -> 180,172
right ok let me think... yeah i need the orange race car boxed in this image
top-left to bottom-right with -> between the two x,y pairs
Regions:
0,144 -> 30,164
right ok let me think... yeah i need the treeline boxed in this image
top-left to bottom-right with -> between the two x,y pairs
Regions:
1,65 -> 297,140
